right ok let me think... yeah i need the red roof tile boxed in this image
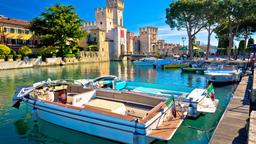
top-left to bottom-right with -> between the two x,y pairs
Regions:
0,17 -> 30,27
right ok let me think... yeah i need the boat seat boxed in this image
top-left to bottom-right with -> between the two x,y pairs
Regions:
126,106 -> 148,118
85,99 -> 126,115
71,90 -> 96,107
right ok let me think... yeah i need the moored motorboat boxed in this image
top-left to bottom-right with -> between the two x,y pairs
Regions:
181,67 -> 207,73
13,79 -> 186,144
181,63 -> 207,74
179,84 -> 219,118
204,65 -> 242,83
133,57 -> 158,66
162,60 -> 189,69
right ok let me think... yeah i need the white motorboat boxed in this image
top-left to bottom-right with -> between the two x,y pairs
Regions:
133,57 -> 158,66
13,79 -> 186,144
204,65 -> 242,83
178,88 -> 219,118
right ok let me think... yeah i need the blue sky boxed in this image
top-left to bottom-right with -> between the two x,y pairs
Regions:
0,0 -> 218,46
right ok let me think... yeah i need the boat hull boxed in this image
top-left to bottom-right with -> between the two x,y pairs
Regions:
163,64 -> 189,69
133,61 -> 155,66
181,68 -> 206,74
23,97 -> 180,144
205,74 -> 239,83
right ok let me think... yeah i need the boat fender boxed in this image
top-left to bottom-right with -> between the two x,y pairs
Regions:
133,119 -> 140,135
172,106 -> 177,118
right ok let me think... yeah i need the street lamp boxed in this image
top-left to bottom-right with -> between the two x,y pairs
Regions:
181,37 -> 186,47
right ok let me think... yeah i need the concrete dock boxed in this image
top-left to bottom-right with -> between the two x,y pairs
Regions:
210,76 -> 250,144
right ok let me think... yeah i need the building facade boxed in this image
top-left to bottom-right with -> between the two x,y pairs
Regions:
136,27 -> 181,56
127,32 -> 134,54
82,0 -> 127,60
0,16 -> 38,51
139,27 -> 158,54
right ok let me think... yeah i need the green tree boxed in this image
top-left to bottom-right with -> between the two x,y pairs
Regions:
217,37 -> 229,48
0,44 -> 11,56
29,4 -> 86,57
202,0 -> 220,59
238,40 -> 246,52
217,0 -> 249,59
248,37 -> 254,47
166,0 -> 206,59
18,46 -> 32,56
236,20 -> 256,48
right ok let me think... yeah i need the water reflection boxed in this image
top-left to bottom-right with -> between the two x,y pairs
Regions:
0,61 -> 235,144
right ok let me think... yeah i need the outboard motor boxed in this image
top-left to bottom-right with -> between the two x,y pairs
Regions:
187,98 -> 197,118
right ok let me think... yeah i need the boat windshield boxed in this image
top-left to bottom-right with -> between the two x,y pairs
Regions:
208,65 -> 236,71
222,65 -> 236,70
208,65 -> 218,70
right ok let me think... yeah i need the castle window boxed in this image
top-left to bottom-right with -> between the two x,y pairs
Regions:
100,22 -> 102,25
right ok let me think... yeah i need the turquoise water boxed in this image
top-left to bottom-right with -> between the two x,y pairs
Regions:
0,61 -> 235,144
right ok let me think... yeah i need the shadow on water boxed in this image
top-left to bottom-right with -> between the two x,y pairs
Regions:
14,118 -> 28,135
33,120 -> 117,144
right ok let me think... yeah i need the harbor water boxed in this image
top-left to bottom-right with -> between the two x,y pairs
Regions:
0,61 -> 235,144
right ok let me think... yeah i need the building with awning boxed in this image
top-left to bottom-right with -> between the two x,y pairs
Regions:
0,16 -> 39,51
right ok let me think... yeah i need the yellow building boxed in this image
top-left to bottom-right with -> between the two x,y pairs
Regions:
0,16 -> 38,51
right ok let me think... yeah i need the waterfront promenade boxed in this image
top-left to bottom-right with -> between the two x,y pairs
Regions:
210,76 -> 250,144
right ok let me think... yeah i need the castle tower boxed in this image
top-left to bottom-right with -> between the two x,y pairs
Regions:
139,27 -> 158,54
106,0 -> 124,27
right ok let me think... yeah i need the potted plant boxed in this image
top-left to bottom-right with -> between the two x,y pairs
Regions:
18,46 -> 32,60
7,55 -> 13,61
0,44 -> 11,61
15,54 -> 22,61
0,55 -> 5,62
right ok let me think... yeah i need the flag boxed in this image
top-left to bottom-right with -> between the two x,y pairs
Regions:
207,83 -> 215,101
165,96 -> 174,108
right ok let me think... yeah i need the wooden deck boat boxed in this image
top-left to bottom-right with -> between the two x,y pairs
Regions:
13,80 -> 186,144
81,77 -> 219,118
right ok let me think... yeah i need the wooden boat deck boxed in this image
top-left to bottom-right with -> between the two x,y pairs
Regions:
147,111 -> 184,141
210,76 -> 250,144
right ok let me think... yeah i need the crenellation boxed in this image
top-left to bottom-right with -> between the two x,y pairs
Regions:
84,21 -> 97,27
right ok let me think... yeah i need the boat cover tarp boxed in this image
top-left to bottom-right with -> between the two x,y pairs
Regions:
197,98 -> 219,113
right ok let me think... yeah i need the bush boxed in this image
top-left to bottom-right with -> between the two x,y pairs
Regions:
0,55 -> 5,59
0,44 -> 11,56
38,46 -> 57,57
7,55 -> 13,59
65,54 -> 75,58
18,46 -> 32,56
15,54 -> 22,60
